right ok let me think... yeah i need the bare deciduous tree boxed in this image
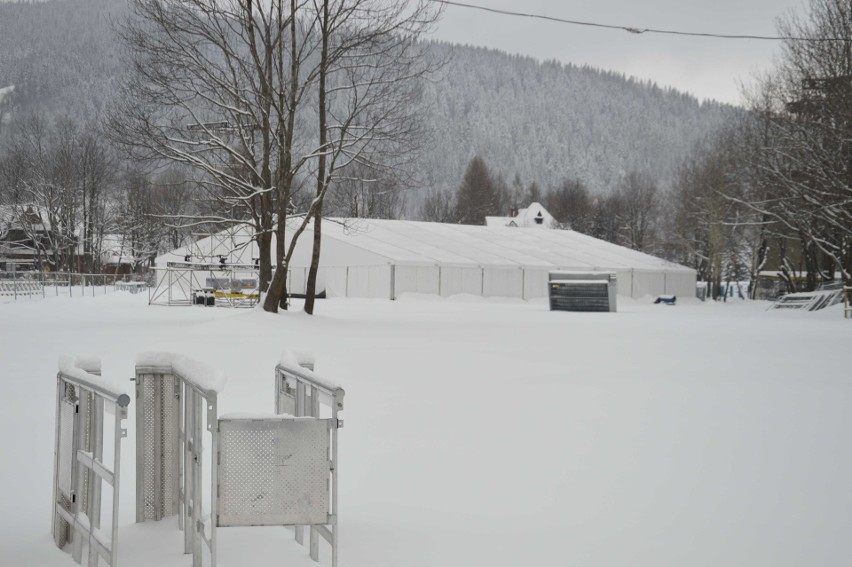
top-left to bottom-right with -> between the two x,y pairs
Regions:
112,0 -> 440,314
736,0 -> 852,283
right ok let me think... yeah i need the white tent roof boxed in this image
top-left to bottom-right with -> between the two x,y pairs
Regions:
156,219 -> 693,274
314,219 -> 693,272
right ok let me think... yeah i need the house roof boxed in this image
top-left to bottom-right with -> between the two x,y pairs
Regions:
485,202 -> 556,229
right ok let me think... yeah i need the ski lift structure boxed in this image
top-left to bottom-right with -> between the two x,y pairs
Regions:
149,228 -> 260,307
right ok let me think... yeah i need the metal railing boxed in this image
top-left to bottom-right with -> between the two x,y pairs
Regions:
1,271 -> 153,301
274,351 -> 345,566
135,355 -> 220,567
0,279 -> 44,300
133,351 -> 344,567
52,356 -> 131,567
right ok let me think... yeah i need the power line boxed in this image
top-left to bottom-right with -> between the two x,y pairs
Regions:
429,0 -> 849,42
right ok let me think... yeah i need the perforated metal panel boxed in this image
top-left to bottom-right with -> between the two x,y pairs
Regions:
218,418 -> 331,527
138,373 -> 181,521
57,400 -> 75,497
161,375 -> 180,515
54,494 -> 72,548
141,374 -> 158,520
79,391 -> 92,517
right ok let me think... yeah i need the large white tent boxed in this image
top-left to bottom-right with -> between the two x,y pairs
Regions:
156,219 -> 696,301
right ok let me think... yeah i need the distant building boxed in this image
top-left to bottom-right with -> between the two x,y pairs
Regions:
0,205 -> 52,271
485,202 -> 557,229
0,205 -> 137,273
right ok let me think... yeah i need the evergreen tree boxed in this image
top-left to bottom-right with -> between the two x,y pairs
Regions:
455,156 -> 498,225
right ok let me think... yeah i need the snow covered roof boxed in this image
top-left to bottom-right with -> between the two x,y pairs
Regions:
485,202 -> 556,229
319,219 -> 693,272
0,204 -> 49,232
156,218 -> 694,274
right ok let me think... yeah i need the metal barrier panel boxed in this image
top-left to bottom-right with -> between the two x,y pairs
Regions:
136,372 -> 181,521
134,353 -> 341,567
52,357 -> 130,567
218,418 -> 332,526
273,354 -> 344,566
135,361 -> 219,567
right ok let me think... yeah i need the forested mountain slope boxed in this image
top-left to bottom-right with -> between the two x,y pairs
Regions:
417,43 -> 735,192
0,0 -> 734,192
0,0 -> 126,125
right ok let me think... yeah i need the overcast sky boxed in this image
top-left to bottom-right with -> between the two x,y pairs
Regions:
427,0 -> 810,105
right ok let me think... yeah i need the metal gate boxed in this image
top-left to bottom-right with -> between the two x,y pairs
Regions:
52,356 -> 130,567
135,355 -> 220,567
134,351 -> 343,567
271,352 -> 345,565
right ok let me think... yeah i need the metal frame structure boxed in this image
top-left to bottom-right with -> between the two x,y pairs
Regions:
274,354 -> 345,566
770,289 -> 843,311
148,262 -> 259,307
135,363 -> 219,567
150,227 -> 259,307
52,357 -> 130,567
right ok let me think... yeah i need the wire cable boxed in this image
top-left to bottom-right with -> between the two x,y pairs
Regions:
429,0 -> 849,42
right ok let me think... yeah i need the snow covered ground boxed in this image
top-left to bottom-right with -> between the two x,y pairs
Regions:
1,292 -> 850,566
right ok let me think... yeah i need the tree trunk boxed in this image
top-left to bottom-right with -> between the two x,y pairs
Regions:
304,204 -> 322,314
257,230 -> 272,292
304,0 -> 328,316
263,263 -> 286,313
274,218 -> 290,310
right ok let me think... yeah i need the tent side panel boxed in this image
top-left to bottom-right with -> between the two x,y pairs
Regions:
664,271 -> 697,298
288,267 -> 308,295
345,265 -> 391,298
394,265 -> 440,296
325,267 -> 349,298
368,266 -> 392,299
522,269 -> 550,300
631,270 -> 666,299
483,267 -> 524,298
440,267 -> 484,297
